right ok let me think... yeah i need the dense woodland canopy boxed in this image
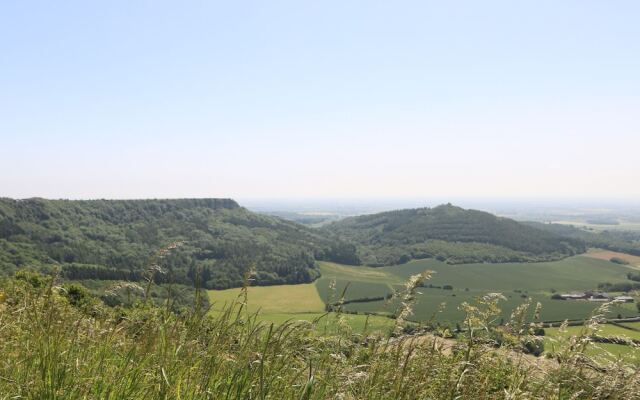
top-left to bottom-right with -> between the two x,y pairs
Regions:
323,204 -> 586,266
0,198 -> 357,289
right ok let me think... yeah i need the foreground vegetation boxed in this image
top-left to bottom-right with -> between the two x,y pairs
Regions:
2,271 -> 640,399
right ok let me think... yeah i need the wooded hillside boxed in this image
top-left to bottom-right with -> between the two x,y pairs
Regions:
323,204 -> 585,266
0,198 -> 357,289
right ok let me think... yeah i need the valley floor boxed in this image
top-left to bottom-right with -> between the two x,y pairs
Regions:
209,253 -> 640,326
208,252 -> 640,361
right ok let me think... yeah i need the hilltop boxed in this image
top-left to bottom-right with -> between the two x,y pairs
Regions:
0,198 -> 357,290
323,204 -> 585,266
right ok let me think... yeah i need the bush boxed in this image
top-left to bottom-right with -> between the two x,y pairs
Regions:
611,257 -> 630,265
627,272 -> 640,282
532,327 -> 545,336
61,283 -> 94,309
521,337 -> 545,356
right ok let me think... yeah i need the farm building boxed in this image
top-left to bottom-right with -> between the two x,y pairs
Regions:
559,293 -> 587,300
614,295 -> 635,303
558,292 -> 611,301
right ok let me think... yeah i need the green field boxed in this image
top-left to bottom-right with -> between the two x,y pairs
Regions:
545,324 -> 640,341
319,256 -> 640,323
314,261 -> 398,303
208,283 -> 325,314
619,321 -> 640,330
544,324 -> 640,364
207,283 -> 395,333
208,255 -> 640,328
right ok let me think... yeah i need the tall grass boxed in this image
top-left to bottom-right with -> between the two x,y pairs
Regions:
0,271 -> 639,399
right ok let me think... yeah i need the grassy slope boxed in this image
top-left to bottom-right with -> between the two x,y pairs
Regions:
207,284 -> 395,333
208,283 -> 325,314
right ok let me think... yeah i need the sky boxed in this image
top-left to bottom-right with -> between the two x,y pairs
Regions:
1,1 -> 639,201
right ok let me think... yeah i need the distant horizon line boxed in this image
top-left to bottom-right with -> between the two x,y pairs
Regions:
2,195 -> 639,206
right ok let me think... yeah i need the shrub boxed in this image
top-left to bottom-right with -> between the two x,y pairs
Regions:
611,257 -> 630,265
521,337 -> 545,356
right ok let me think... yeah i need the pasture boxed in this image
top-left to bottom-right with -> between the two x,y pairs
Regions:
208,283 -> 325,314
207,283 -> 395,333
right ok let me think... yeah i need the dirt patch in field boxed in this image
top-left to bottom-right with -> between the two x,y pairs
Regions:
402,334 -> 559,375
585,250 -> 640,267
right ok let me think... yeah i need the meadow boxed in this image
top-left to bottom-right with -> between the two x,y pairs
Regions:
207,283 -> 396,334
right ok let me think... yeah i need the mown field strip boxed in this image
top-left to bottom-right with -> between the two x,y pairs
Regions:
208,283 -> 325,314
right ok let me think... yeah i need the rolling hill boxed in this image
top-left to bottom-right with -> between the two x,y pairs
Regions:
0,198 -> 358,289
323,204 -> 586,266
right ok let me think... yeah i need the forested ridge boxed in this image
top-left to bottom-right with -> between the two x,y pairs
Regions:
524,221 -> 640,256
0,199 -> 600,290
323,204 -> 586,266
0,198 -> 357,289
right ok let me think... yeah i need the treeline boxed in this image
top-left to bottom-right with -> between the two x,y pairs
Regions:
0,198 -> 358,289
525,221 -> 640,257
598,281 -> 640,292
628,272 -> 640,282
61,264 -> 144,281
598,272 -> 640,298
325,293 -> 394,311
323,204 -> 585,266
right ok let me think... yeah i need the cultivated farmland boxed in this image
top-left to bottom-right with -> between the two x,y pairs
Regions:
319,255 -> 640,323
209,255 -> 640,328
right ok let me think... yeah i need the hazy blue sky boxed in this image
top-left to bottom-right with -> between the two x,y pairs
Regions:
1,1 -> 639,200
